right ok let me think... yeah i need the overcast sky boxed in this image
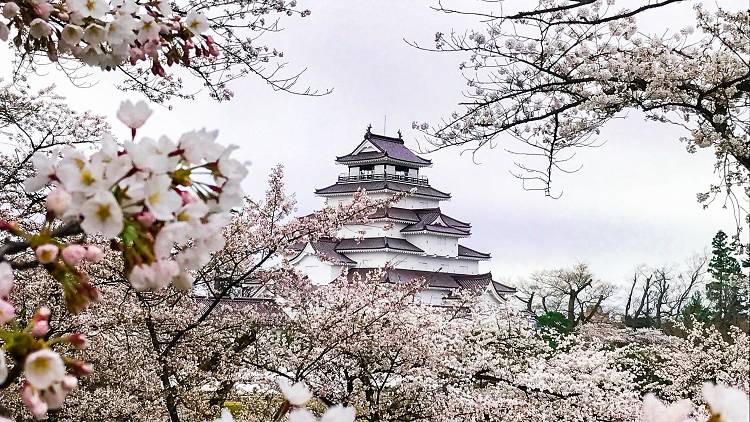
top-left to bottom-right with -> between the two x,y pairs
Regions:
1,0 -> 745,287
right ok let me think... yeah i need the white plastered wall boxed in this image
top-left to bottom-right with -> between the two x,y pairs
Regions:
346,251 -> 480,274
293,253 -> 344,285
405,234 -> 459,257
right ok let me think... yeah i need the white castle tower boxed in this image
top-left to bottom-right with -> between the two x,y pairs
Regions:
290,127 -> 515,306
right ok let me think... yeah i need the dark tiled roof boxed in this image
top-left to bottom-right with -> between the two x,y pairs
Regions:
311,239 -> 357,265
336,151 -> 384,162
402,223 -> 469,236
315,181 -> 451,199
369,207 -> 472,232
401,208 -> 471,236
336,132 -> 432,166
439,214 -> 471,229
369,207 -> 420,223
336,237 -> 424,253
457,245 -> 491,259
347,268 -> 515,295
492,281 -> 517,294
454,273 -> 494,290
348,268 -> 460,288
414,208 -> 440,224
454,274 -> 517,295
369,134 -> 432,165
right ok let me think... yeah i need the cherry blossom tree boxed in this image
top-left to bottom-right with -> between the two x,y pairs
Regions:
0,0 -> 322,102
414,0 -> 748,223
1,0 -> 749,419
235,280 -> 750,422
0,112 -> 392,419
0,83 -> 109,223
0,96 -> 258,418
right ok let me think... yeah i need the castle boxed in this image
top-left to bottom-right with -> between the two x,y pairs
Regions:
289,127 -> 514,306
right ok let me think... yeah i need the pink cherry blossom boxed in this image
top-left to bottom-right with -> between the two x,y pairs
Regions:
0,300 -> 15,323
46,188 -> 72,216
84,246 -> 104,262
32,320 -> 50,337
61,244 -> 87,265
35,244 -> 59,264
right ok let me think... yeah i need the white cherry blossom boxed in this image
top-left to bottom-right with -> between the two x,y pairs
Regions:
0,350 -> 7,384
218,145 -> 249,180
144,175 -> 181,220
57,160 -> 106,193
83,24 -> 106,45
178,129 -> 221,164
213,408 -> 233,422
116,100 -> 153,130
2,2 -> 19,18
24,153 -> 56,192
29,18 -> 52,39
0,262 -> 13,297
155,0 -> 171,16
320,405 -> 356,422
277,378 -> 313,406
79,190 -> 124,238
129,260 -> 179,291
66,0 -> 108,19
702,383 -> 750,422
641,394 -> 693,422
46,188 -> 72,216
61,24 -> 84,45
136,15 -> 161,43
185,11 -> 209,34
24,349 -> 66,390
125,136 -> 176,174
105,14 -> 137,44
112,0 -> 138,14
289,409 -> 316,422
172,271 -> 194,291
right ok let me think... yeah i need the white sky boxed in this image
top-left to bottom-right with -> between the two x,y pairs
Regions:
1,0 -> 746,287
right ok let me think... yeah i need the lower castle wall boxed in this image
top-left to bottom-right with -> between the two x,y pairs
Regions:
347,251 -> 479,274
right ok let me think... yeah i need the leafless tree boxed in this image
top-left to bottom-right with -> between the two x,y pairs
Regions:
623,254 -> 709,328
518,263 -> 615,328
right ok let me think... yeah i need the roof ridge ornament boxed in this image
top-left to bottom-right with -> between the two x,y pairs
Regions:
365,124 -> 372,139
397,129 -> 402,139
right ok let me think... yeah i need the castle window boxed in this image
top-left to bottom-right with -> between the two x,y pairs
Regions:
359,165 -> 374,178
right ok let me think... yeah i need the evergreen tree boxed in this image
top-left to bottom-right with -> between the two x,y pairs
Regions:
681,292 -> 712,324
706,230 -> 749,332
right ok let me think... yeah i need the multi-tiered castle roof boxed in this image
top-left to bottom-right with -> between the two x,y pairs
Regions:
290,127 -> 514,305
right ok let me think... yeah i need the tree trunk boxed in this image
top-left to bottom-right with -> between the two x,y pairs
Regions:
567,292 -> 577,326
159,363 -> 182,422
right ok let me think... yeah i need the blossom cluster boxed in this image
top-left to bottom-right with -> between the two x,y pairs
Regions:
0,303 -> 91,420
0,99 -> 247,419
642,383 -> 749,422
0,0 -> 215,74
17,100 -> 248,296
277,378 -> 356,422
